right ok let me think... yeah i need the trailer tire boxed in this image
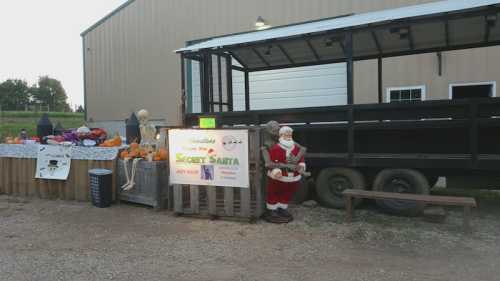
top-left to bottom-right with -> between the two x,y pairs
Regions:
426,175 -> 439,188
291,178 -> 310,204
373,169 -> 429,216
315,168 -> 366,209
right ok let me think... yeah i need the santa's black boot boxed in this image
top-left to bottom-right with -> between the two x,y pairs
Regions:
262,210 -> 289,224
277,208 -> 293,223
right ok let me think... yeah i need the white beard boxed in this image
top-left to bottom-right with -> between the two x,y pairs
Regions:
279,138 -> 295,150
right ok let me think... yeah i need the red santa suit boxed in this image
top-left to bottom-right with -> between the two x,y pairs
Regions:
266,141 -> 306,210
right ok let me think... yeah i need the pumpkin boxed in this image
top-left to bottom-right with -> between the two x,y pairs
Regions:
158,148 -> 168,161
130,142 -> 139,150
120,150 -> 129,159
139,149 -> 147,158
153,156 -> 161,161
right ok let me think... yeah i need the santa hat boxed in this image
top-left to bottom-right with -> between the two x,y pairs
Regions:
279,126 -> 293,136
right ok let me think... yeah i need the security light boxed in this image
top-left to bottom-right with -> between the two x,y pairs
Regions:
255,16 -> 266,27
255,16 -> 271,30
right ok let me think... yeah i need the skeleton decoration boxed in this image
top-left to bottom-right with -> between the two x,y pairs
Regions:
137,109 -> 157,149
121,157 -> 141,191
121,109 -> 156,191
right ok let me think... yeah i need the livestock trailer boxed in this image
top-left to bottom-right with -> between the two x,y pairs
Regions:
176,0 -> 500,214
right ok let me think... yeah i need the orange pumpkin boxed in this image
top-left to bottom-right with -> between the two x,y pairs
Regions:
153,156 -> 161,161
130,142 -> 139,150
158,148 -> 168,161
120,150 -> 129,159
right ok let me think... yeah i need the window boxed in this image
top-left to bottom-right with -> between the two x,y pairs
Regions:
449,81 -> 496,99
386,86 -> 426,103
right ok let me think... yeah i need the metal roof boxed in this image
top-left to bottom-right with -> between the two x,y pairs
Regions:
176,0 -> 500,53
81,0 -> 136,37
177,0 -> 500,72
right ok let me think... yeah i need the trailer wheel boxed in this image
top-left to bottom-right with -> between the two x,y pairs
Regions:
315,168 -> 366,209
373,169 -> 429,216
291,178 -> 311,204
426,175 -> 439,188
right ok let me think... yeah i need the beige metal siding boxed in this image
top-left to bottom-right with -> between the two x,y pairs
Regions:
84,0 -> 499,125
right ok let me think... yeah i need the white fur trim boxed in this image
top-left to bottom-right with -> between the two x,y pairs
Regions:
267,203 -> 279,210
271,168 -> 282,178
267,170 -> 302,182
277,203 -> 288,209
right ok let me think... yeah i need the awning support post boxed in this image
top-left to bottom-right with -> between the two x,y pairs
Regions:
225,55 -> 234,112
345,32 -> 354,105
180,54 -> 186,125
217,55 -> 223,112
200,53 -> 212,113
378,57 -> 383,103
244,71 -> 250,111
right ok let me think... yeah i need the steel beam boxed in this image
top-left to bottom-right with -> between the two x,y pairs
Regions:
277,44 -> 295,64
252,48 -> 270,66
217,55 -> 223,112
228,50 -> 248,69
226,55 -> 234,111
371,31 -> 382,54
378,57 -> 383,103
244,71 -> 250,111
305,39 -> 321,61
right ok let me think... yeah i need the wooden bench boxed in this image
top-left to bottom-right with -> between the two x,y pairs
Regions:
342,189 -> 477,231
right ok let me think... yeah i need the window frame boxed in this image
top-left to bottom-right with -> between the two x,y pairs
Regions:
448,81 -> 497,99
385,85 -> 427,103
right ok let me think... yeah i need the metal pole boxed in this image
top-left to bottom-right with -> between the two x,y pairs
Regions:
345,32 -> 354,105
208,54 -> 214,113
180,55 -> 186,125
226,55 -> 234,112
378,57 -> 383,103
345,32 -> 355,164
244,71 -> 250,111
217,55 -> 223,112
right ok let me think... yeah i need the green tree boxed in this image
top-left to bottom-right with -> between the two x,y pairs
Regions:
0,79 -> 31,111
31,76 -> 70,112
76,105 -> 85,113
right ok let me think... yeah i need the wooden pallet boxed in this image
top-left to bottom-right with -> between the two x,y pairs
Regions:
171,128 -> 264,221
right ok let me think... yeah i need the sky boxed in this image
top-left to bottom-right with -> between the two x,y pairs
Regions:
0,0 -> 127,110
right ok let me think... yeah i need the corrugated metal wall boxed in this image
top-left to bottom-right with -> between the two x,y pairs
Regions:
83,0 -> 500,125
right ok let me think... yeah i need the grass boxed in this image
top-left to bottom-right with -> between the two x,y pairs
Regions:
0,111 -> 85,141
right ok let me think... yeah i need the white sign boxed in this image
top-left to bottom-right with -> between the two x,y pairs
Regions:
169,129 -> 249,188
35,145 -> 72,180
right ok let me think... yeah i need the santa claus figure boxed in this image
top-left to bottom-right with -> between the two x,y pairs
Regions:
263,126 -> 306,223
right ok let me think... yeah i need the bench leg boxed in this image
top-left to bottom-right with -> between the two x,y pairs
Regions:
345,195 -> 353,223
463,206 -> 471,232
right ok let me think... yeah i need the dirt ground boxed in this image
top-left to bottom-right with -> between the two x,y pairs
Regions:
1,195 -> 499,281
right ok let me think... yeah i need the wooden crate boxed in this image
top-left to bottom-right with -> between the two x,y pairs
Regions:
0,157 -> 117,201
171,128 -> 264,221
117,159 -> 169,209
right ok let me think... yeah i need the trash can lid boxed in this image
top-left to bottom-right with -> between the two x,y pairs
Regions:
89,169 -> 112,176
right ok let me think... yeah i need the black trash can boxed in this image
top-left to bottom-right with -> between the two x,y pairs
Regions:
89,169 -> 113,208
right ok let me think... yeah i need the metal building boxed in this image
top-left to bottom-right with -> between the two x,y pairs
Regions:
82,0 -> 500,132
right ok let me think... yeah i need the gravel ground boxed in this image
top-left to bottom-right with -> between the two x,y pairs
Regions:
1,195 -> 499,281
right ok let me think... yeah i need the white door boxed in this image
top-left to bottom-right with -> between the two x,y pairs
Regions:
189,62 -> 347,113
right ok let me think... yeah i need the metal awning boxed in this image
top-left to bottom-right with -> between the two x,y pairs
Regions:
176,0 -> 500,72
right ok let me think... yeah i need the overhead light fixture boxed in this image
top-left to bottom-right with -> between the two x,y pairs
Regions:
255,16 -> 271,30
